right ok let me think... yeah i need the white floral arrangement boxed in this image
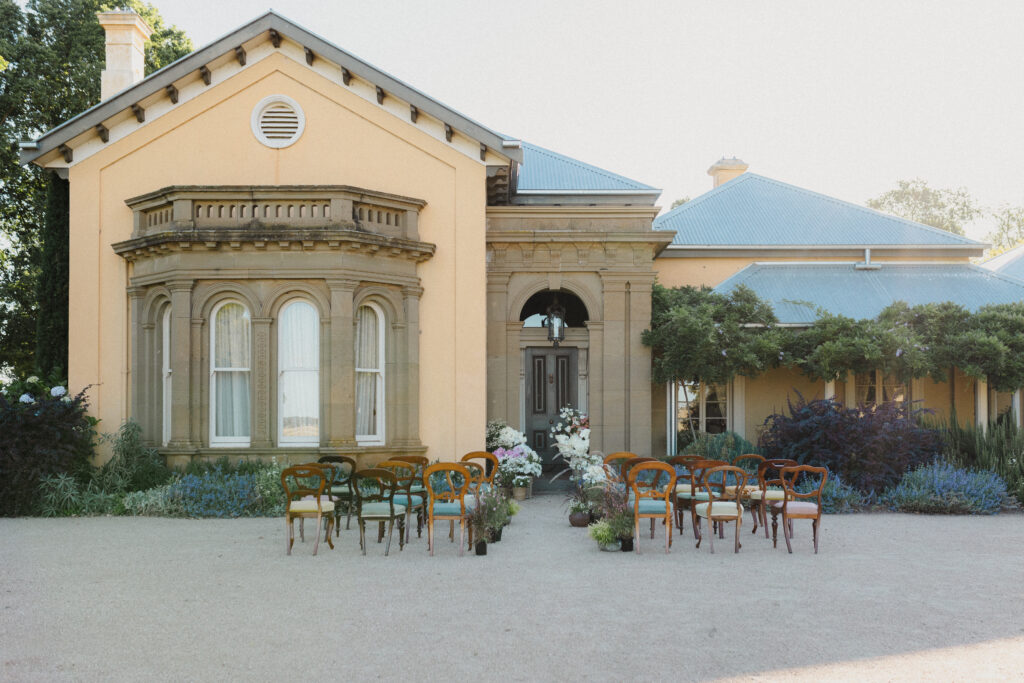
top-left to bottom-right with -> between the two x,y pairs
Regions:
550,406 -> 601,482
486,419 -> 528,451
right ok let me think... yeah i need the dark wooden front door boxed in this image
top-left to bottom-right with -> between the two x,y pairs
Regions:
525,347 -> 578,465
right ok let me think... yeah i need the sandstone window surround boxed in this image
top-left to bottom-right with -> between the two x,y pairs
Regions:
118,186 -> 432,461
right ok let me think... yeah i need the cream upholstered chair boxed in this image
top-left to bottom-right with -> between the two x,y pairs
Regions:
771,465 -> 829,554
723,454 -> 766,528
281,465 -> 335,556
317,455 -> 356,534
694,465 -> 747,554
682,459 -> 728,539
749,458 -> 797,537
627,461 -> 677,554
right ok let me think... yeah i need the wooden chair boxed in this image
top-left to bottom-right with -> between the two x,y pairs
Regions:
462,461 -> 487,496
353,468 -> 405,556
771,465 -> 828,554
603,452 -> 638,482
423,463 -> 474,557
627,461 -> 677,554
750,458 -> 797,537
682,459 -> 728,540
391,455 -> 429,499
461,451 -> 500,487
378,459 -> 425,543
281,465 -> 335,556
694,465 -> 747,554
723,454 -> 766,528
668,455 -> 702,534
317,455 -> 356,534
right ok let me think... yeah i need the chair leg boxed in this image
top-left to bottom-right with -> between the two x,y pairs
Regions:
346,500 -> 353,530
398,518 -> 405,551
359,519 -> 367,556
762,503 -> 770,539
378,521 -> 385,544
771,509 -> 779,549
650,518 -> 655,540
300,517 -> 305,543
665,515 -> 671,554
428,517 -> 434,556
635,519 -> 641,555
749,502 -> 759,533
324,517 -> 335,550
286,516 -> 293,555
458,520 -> 465,557
734,517 -> 741,553
718,519 -> 725,539
783,514 -> 793,553
690,505 -> 700,540
707,517 -> 715,554
813,518 -> 820,554
384,519 -> 394,556
313,514 -> 321,556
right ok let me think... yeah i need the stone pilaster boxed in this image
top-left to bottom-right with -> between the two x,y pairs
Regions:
400,285 -> 423,444
251,317 -> 273,448
327,279 -> 358,446
166,280 -> 194,449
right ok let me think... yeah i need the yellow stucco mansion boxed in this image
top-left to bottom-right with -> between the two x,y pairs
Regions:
22,11 -> 1024,466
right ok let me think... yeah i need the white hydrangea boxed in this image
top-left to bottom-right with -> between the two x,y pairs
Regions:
26,376 -> 39,384
50,386 -> 67,398
19,393 -> 33,404
582,464 -> 608,486
496,425 -> 527,449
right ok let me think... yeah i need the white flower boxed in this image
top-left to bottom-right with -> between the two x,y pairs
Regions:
26,376 -> 38,384
61,396 -> 72,403
19,393 -> 33,404
50,386 -> 67,398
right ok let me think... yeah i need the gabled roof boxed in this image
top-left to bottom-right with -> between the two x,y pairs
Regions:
21,11 -> 521,166
715,262 -> 1024,325
516,143 -> 658,193
656,173 -> 984,249
982,243 -> 1024,281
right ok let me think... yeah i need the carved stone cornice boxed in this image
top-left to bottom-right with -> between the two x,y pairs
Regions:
112,228 -> 436,264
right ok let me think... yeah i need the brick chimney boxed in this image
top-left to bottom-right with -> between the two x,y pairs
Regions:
707,157 -> 749,188
97,10 -> 153,101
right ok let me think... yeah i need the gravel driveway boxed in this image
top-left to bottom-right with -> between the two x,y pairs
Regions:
2,496 -> 1023,681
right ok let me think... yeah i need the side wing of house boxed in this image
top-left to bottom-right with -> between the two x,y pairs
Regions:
25,14 -> 516,464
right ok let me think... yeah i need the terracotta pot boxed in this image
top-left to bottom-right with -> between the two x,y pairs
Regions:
512,486 -> 528,501
569,511 -> 591,527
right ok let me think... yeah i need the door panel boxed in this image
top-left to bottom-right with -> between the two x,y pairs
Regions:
525,347 -> 578,465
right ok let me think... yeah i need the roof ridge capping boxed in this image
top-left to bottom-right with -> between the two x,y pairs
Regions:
21,10 -> 522,165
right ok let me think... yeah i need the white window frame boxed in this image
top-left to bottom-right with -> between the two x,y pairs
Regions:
278,299 -> 320,446
666,381 -> 729,456
855,370 -> 908,406
210,299 -> 252,447
161,307 -> 172,447
355,302 -> 386,445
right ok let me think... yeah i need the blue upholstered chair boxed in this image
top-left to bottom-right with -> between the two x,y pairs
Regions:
423,463 -> 475,557
378,459 -> 425,544
627,461 -> 677,554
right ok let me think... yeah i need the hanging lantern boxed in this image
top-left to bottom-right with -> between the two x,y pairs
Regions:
545,296 -> 567,348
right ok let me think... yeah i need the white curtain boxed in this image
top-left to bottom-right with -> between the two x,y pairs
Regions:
279,301 -> 319,440
214,303 -> 251,438
355,305 -> 380,437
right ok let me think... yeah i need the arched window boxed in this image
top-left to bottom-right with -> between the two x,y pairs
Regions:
278,300 -> 319,445
210,300 -> 251,446
161,306 -> 171,447
355,303 -> 385,444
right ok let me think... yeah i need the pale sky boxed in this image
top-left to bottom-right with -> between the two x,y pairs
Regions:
129,1 -> 1024,239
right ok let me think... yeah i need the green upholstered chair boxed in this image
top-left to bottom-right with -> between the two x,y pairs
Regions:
317,455 -> 357,534
627,461 -> 677,554
694,465 -> 747,554
281,464 -> 335,556
353,468 -> 405,556
423,462 -> 475,556
378,459 -> 425,544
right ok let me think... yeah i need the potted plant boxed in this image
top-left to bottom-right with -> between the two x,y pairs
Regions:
495,444 -> 542,500
468,487 -> 509,552
588,520 -> 620,551
565,481 -> 594,527
596,476 -> 635,551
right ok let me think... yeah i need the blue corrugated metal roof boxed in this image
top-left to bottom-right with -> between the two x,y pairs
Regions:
983,244 -> 1024,281
714,263 -> 1024,324
656,174 -> 982,248
516,142 -> 658,192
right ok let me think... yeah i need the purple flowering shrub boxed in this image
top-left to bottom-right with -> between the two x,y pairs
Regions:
759,393 -> 940,494
882,461 -> 1008,514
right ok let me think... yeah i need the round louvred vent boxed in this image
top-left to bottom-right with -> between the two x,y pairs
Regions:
251,95 -> 305,148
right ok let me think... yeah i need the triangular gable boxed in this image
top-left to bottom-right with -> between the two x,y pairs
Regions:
21,11 -> 521,169
656,173 -> 983,249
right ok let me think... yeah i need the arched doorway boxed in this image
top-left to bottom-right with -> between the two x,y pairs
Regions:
519,289 -> 589,465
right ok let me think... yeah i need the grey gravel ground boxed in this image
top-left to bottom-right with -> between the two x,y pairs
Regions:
2,495 -> 1023,682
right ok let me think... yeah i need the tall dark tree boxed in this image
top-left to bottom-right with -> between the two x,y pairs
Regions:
0,0 -> 191,378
